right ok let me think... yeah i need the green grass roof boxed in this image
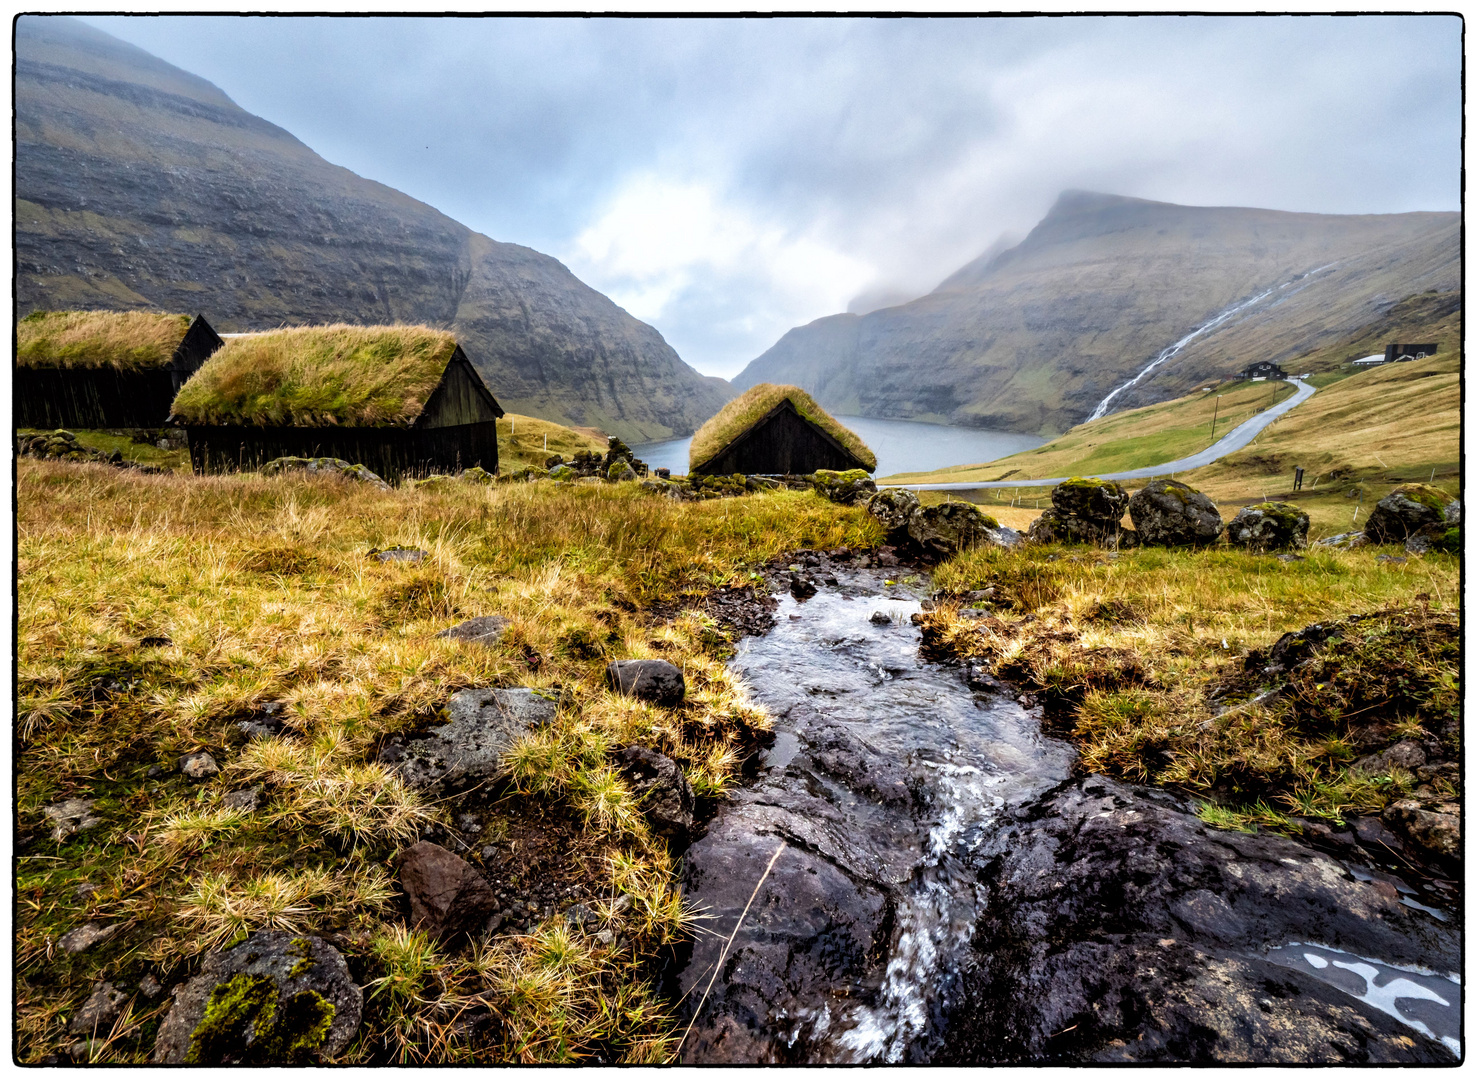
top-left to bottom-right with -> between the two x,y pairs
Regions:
689,383 -> 876,472
17,310 -> 192,371
171,324 -> 458,428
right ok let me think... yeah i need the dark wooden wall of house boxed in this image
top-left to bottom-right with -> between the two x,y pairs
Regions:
174,315 -> 224,373
419,349 -> 504,429
185,420 -> 499,481
16,367 -> 186,428
694,406 -> 865,475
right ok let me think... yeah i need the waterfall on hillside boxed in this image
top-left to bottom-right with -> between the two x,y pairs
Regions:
1084,261 -> 1341,423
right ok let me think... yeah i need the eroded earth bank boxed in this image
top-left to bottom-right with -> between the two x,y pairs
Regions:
674,562 -> 1460,1064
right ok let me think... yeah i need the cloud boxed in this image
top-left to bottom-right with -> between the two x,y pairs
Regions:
79,14 -> 1462,378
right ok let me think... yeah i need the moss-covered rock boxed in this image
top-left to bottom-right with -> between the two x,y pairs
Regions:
1365,484 -> 1455,542
458,465 -> 496,484
1052,477 -> 1130,522
1405,521 -> 1461,556
549,464 -> 577,482
1226,501 -> 1310,552
260,456 -> 390,489
607,460 -> 638,482
812,469 -> 878,505
912,501 -> 1010,559
865,488 -> 921,541
1128,479 -> 1223,547
152,931 -> 361,1064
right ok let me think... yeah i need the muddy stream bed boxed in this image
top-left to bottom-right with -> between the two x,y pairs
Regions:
673,567 -> 1461,1064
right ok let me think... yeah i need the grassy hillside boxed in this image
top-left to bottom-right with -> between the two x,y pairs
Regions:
895,350 -> 1458,541
496,414 -> 608,470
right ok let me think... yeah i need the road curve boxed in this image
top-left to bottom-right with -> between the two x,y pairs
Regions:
880,378 -> 1316,491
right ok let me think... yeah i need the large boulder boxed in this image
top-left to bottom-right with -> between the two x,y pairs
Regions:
397,841 -> 499,938
1405,521 -> 1461,556
865,488 -> 921,541
605,659 -> 686,707
812,469 -> 877,505
1026,478 -> 1132,546
910,501 -> 1015,559
618,746 -> 696,844
1225,501 -> 1310,552
1128,479 -> 1223,547
1365,485 -> 1456,543
152,932 -> 362,1064
379,688 -> 558,792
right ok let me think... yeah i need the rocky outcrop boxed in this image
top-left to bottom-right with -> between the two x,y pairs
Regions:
1026,478 -> 1133,546
1364,485 -> 1455,543
1226,501 -> 1310,551
939,776 -> 1459,1064
15,18 -> 732,444
1128,479 -> 1223,547
605,660 -> 686,707
379,688 -> 558,792
260,457 -> 391,489
865,489 -> 1018,559
152,932 -> 362,1064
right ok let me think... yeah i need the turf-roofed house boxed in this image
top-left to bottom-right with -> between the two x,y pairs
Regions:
689,383 -> 876,476
170,324 -> 504,480
16,310 -> 224,428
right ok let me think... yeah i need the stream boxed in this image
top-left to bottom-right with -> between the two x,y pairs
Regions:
675,566 -> 1462,1064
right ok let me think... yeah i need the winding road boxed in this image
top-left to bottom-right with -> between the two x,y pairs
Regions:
882,377 -> 1316,490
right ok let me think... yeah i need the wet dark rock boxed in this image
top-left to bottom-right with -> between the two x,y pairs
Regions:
69,982 -> 127,1037
939,776 -> 1459,1064
1350,815 -> 1408,856
383,687 -> 557,792
1381,800 -> 1460,863
43,797 -> 103,842
789,573 -> 818,600
605,659 -> 686,707
618,745 -> 695,843
1128,478 -> 1223,547
152,931 -> 362,1064
1364,484 -> 1453,543
138,974 -> 164,1000
1226,501 -> 1310,551
436,615 -> 510,647
397,841 -> 499,939
869,611 -> 893,625
965,664 -> 1011,694
179,751 -> 219,780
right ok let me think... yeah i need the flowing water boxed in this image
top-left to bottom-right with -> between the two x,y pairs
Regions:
678,564 -> 1461,1063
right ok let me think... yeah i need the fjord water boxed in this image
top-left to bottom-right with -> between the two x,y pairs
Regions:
633,416 -> 1044,475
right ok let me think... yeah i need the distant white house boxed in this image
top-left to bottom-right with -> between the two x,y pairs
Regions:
1350,354 -> 1388,366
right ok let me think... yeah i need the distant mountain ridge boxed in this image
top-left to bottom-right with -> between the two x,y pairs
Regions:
15,16 -> 733,442
735,191 -> 1458,436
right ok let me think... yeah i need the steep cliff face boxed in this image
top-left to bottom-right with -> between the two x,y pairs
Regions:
15,16 -> 732,442
736,191 -> 1458,436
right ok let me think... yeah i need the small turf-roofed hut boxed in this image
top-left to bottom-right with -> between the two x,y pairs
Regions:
171,324 -> 504,480
16,310 -> 223,428
689,383 -> 876,476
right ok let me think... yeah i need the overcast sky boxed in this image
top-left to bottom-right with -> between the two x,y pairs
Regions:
83,14 -> 1461,379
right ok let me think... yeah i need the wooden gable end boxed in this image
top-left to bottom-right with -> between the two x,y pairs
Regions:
172,314 -> 225,374
416,345 -> 505,429
694,398 -> 869,475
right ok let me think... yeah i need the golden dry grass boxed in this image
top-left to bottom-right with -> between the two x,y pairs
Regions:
689,383 -> 877,472
16,459 -> 881,1063
170,323 -> 457,428
17,309 -> 191,370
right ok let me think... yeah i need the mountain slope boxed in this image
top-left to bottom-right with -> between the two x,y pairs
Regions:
15,16 -> 732,442
735,191 -> 1458,436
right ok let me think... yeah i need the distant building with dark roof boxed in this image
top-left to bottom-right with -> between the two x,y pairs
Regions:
16,310 -> 223,428
1237,360 -> 1288,381
688,383 -> 876,476
1384,343 -> 1439,362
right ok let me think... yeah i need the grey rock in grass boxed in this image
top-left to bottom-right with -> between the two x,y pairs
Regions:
373,547 -> 427,564
58,922 -> 120,954
1128,478 -> 1223,547
605,659 -> 686,707
1352,740 -> 1427,776
436,615 -> 509,647
618,745 -> 695,844
179,751 -> 219,780
261,456 -> 390,490
223,786 -> 262,812
1314,530 -> 1369,550
69,982 -> 128,1037
1382,800 -> 1461,863
138,975 -> 164,1000
382,688 -> 557,792
43,797 -> 103,842
152,931 -> 361,1064
1225,501 -> 1310,551
397,841 -> 499,939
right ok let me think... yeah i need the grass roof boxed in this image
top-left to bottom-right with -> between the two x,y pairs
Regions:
171,324 -> 458,428
17,310 -> 192,371
689,383 -> 876,472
